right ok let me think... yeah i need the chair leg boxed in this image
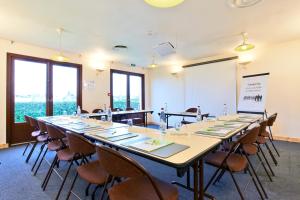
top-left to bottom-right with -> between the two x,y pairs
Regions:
204,167 -> 222,192
66,172 -> 79,200
265,143 -> 278,166
22,142 -> 30,156
258,145 -> 275,176
55,161 -> 74,200
213,169 -> 226,185
100,176 -> 112,200
268,126 -> 274,141
92,185 -> 101,200
229,170 -> 244,200
34,148 -> 48,176
85,183 -> 91,196
246,167 -> 264,200
42,155 -> 58,190
257,153 -> 272,182
268,136 -> 280,157
245,154 -> 268,198
31,143 -> 45,171
26,141 -> 38,163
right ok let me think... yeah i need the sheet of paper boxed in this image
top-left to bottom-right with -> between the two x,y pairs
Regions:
129,138 -> 173,152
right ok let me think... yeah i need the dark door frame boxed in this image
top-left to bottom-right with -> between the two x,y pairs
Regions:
6,53 -> 82,145
110,69 -> 145,110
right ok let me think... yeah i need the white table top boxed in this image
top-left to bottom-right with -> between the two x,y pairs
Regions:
38,113 -> 261,168
86,125 -> 221,167
86,109 -> 153,118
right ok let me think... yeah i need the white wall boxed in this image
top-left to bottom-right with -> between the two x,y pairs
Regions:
149,66 -> 185,125
0,38 -> 150,144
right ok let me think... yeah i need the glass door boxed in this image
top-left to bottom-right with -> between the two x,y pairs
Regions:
7,53 -> 82,145
129,75 -> 142,110
112,73 -> 128,110
52,65 -> 78,115
12,59 -> 48,144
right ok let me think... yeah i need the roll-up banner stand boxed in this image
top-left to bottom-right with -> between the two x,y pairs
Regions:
237,73 -> 270,115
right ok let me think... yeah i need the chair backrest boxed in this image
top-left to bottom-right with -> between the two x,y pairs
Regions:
96,146 -> 164,199
67,132 -> 95,156
185,107 -> 197,113
24,115 -> 31,125
239,126 -> 260,145
29,117 -> 39,130
126,107 -> 134,111
92,108 -> 104,113
112,108 -> 123,112
81,109 -> 89,114
259,120 -> 268,136
267,113 -> 277,126
37,120 -> 47,134
46,124 -> 65,140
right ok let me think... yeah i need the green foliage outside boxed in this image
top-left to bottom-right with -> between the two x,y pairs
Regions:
15,101 -> 76,122
113,97 -> 141,110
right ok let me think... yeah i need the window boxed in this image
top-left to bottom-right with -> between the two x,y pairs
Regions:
110,69 -> 145,110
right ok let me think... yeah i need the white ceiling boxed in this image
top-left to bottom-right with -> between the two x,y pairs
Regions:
0,0 -> 300,67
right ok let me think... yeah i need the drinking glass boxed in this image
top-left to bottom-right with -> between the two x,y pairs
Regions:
127,119 -> 133,127
175,122 -> 181,131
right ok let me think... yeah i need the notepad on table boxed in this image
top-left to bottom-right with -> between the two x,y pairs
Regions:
129,138 -> 173,152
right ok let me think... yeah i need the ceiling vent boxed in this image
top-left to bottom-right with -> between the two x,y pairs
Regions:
153,42 -> 176,57
228,0 -> 262,8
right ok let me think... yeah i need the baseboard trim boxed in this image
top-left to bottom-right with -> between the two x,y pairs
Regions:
273,135 -> 300,143
0,144 -> 9,149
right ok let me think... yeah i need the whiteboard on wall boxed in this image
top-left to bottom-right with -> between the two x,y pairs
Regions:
184,60 -> 237,117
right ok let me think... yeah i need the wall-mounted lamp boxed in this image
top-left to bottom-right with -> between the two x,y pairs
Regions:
95,67 -> 107,75
170,65 -> 183,76
238,53 -> 254,65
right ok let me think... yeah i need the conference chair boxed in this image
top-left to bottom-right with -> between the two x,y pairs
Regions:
92,108 -> 104,113
205,130 -> 265,200
220,126 -> 270,198
112,108 -> 123,112
261,113 -> 280,157
81,109 -> 89,114
41,124 -> 69,196
22,115 -> 33,156
96,146 -> 179,200
31,120 -> 49,172
181,107 -> 197,125
257,120 -> 278,169
25,116 -> 46,163
66,133 -> 108,200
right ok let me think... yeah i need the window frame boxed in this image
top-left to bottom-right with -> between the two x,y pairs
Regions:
110,69 -> 145,110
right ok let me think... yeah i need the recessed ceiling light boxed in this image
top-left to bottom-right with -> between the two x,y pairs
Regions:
144,0 -> 184,8
228,0 -> 262,8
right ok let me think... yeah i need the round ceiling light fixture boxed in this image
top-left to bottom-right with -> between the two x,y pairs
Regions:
235,32 -> 255,52
228,0 -> 262,8
144,0 -> 185,8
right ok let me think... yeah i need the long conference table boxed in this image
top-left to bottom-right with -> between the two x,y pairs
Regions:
163,112 -> 210,129
85,109 -> 154,127
38,114 -> 262,200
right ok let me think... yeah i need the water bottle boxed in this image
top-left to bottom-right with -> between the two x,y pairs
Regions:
104,104 -> 107,113
223,104 -> 228,116
164,103 -> 168,113
196,106 -> 202,122
77,106 -> 81,116
107,107 -> 112,122
160,108 -> 167,133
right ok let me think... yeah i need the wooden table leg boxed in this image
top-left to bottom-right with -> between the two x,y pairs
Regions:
193,161 -> 199,200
